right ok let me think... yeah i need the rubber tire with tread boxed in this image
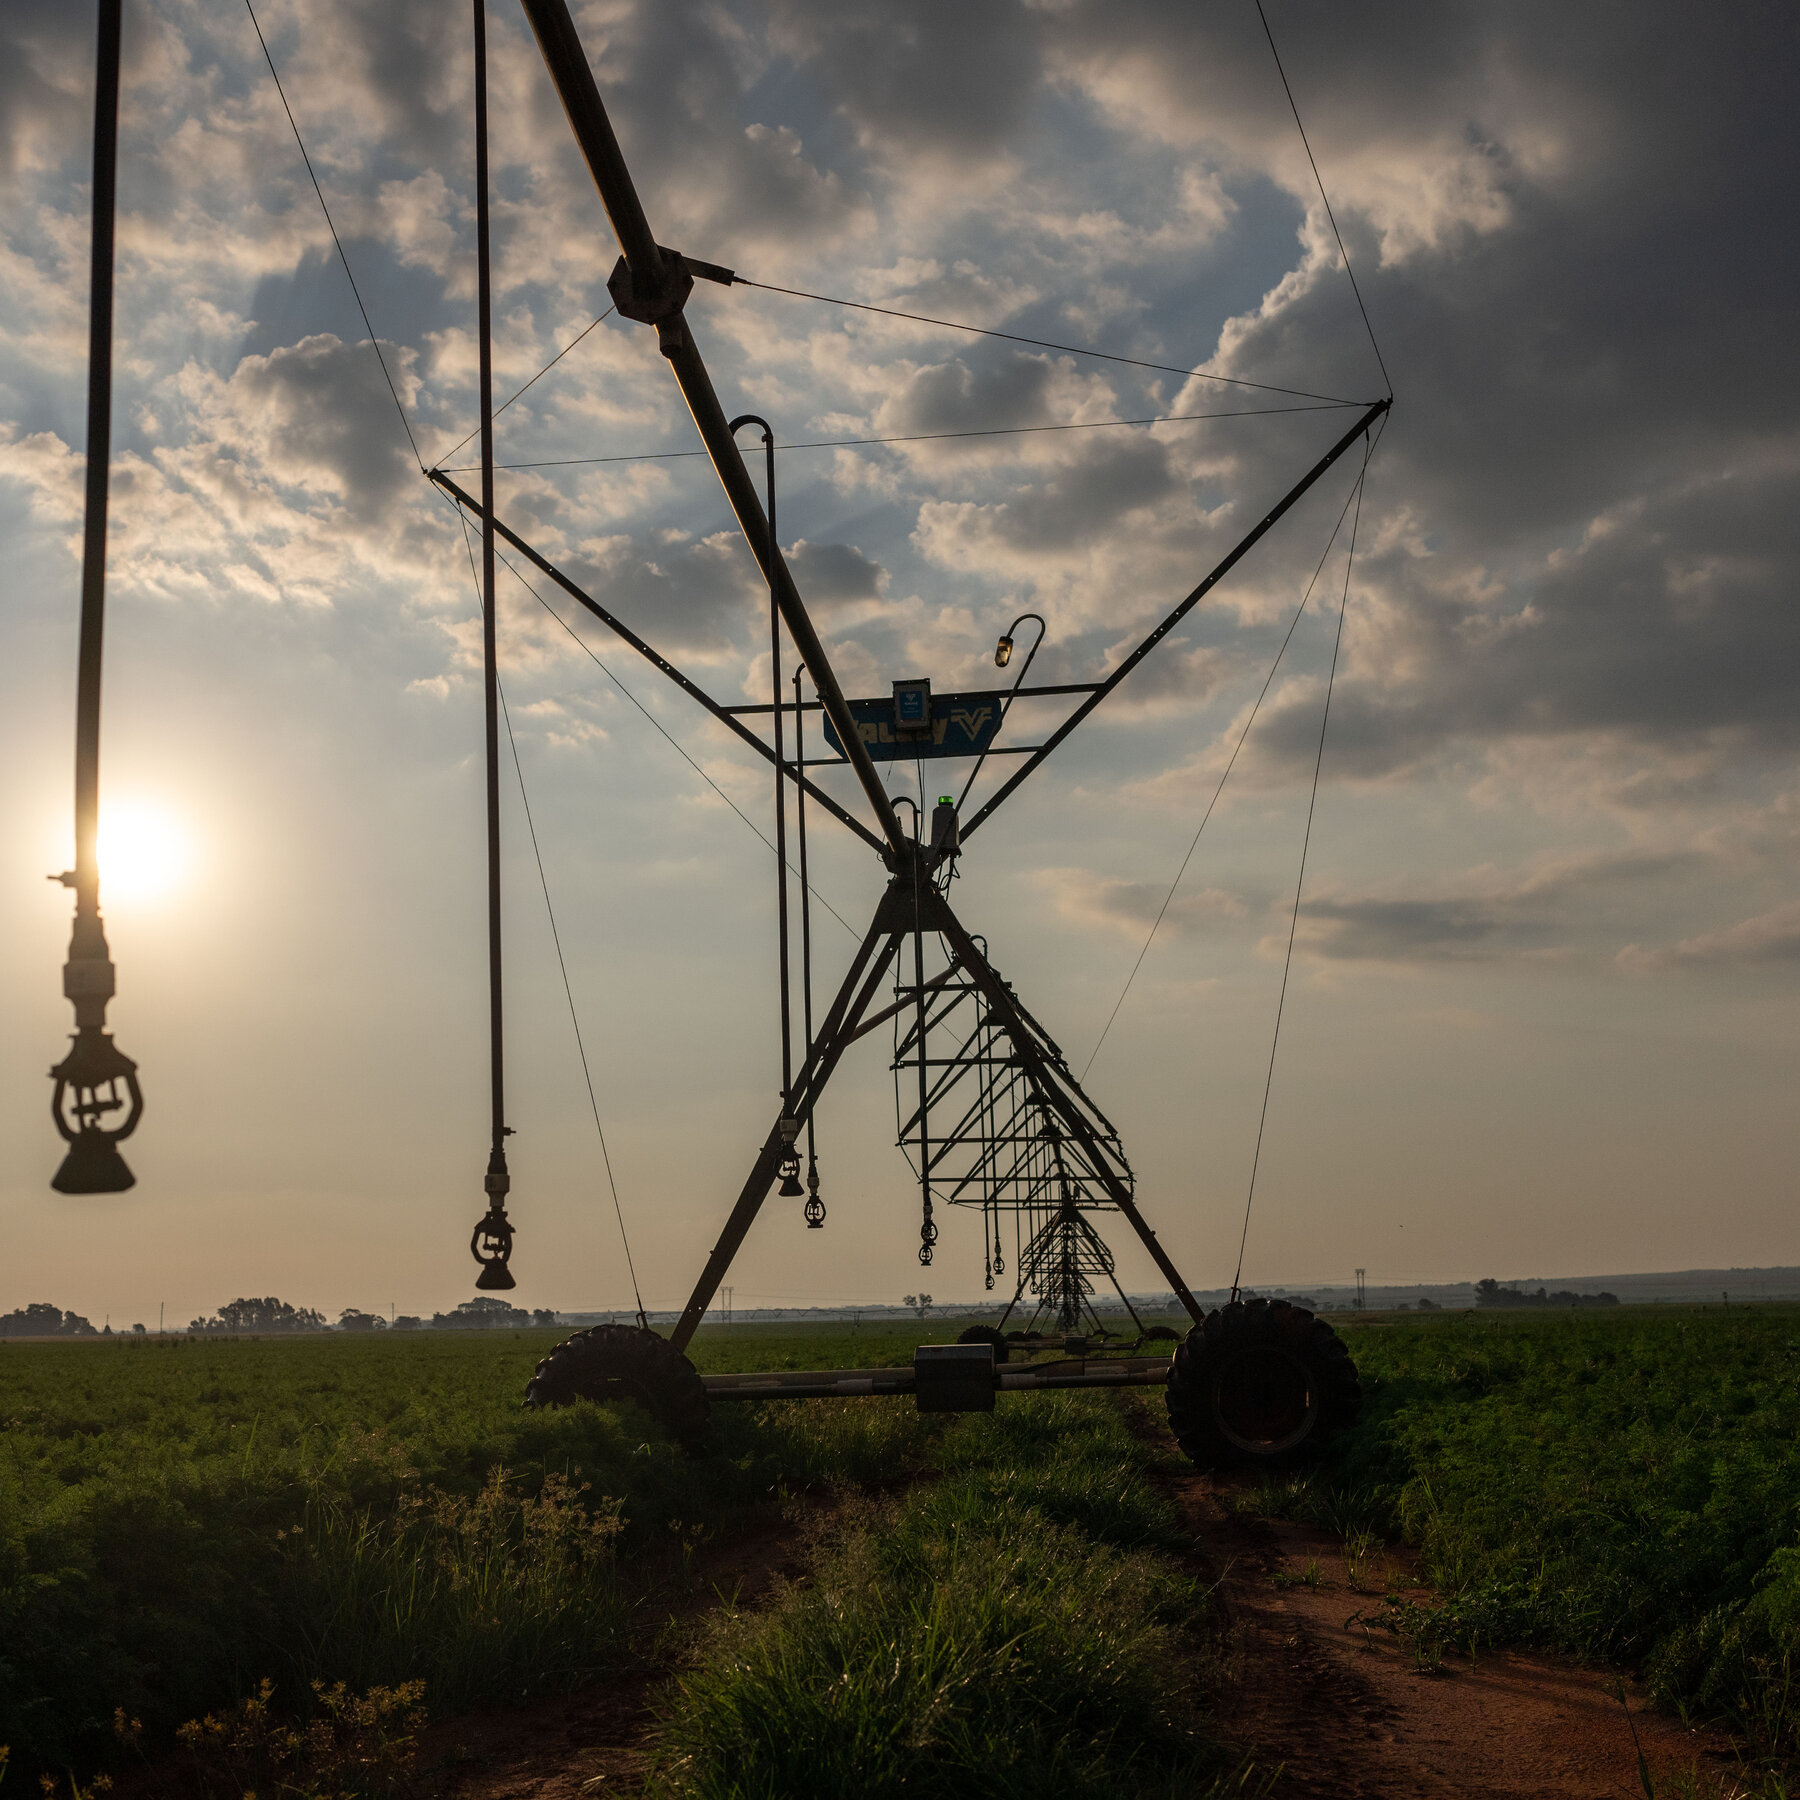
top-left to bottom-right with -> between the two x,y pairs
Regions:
522,1324 -> 710,1444
1164,1298 -> 1359,1472
956,1324 -> 1011,1364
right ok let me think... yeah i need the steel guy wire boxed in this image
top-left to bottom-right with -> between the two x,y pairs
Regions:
487,542 -> 863,941
733,276 -> 1367,407
433,305 -> 618,468
454,506 -> 647,1319
1231,433 -> 1374,1302
438,400 -> 1361,471
1254,0 -> 1393,399
243,0 -> 425,473
499,679 -> 649,1326
1079,458 -> 1372,1081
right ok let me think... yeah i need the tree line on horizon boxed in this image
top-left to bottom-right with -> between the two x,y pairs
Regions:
0,1296 -> 558,1337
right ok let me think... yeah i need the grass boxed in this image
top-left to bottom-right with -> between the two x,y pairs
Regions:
0,1321 -> 954,1779
1256,1306 -> 1800,1771
651,1391 -> 1246,1799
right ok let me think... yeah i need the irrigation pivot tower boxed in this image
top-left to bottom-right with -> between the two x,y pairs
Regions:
435,0 -> 1379,1466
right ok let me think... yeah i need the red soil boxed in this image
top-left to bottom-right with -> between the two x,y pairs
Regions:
1180,1468 -> 1746,1798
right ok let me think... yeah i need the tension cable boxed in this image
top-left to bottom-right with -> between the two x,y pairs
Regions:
433,304 -> 617,467
442,400 -> 1361,473
733,276 -> 1365,407
489,544 -> 862,940
1080,458 -> 1372,1080
499,680 -> 648,1328
1254,0 -> 1393,400
243,0 -> 425,474
454,507 -> 648,1323
1230,431 -> 1375,1301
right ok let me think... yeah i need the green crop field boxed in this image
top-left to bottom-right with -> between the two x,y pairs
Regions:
1274,1304 -> 1800,1773
0,1315 -> 1232,1795
4,1306 -> 1799,1794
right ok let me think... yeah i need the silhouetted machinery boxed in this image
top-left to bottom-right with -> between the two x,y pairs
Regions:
51,0 -> 1382,1471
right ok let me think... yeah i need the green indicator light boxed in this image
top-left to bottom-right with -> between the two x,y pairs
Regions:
938,796 -> 953,806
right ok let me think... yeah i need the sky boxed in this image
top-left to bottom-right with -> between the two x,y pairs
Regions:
2,0 -> 1797,1330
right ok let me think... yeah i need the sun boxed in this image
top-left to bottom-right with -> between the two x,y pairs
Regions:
98,801 -> 193,907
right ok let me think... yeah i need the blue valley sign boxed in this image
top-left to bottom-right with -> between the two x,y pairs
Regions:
821,681 -> 1008,761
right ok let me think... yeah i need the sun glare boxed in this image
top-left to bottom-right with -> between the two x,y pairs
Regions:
98,801 -> 193,907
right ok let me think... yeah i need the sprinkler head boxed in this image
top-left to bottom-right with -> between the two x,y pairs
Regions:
777,1142 -> 804,1197
470,1148 -> 515,1287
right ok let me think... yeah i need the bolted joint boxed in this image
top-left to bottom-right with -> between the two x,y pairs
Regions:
607,248 -> 694,328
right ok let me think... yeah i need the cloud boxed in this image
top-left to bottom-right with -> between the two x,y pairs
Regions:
1034,865 -> 1247,942
1621,902 -> 1800,974
784,538 -> 885,607
1298,849 -> 1696,964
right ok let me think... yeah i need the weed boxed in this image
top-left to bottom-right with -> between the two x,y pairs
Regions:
651,1392 -> 1242,1799
1272,1558 -> 1325,1591
1344,1529 -> 1379,1591
175,1676 -> 424,1799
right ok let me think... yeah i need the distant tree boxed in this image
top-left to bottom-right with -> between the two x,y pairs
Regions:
431,1296 -> 533,1329
189,1297 -> 326,1335
0,1303 -> 98,1338
131,1322 -> 146,1334
531,1308 -> 558,1327
392,1315 -> 425,1331
337,1308 -> 387,1332
1475,1279 -> 1529,1308
902,1294 -> 934,1320
1415,1296 -> 1441,1311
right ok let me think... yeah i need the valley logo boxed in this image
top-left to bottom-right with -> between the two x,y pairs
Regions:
822,685 -> 1009,761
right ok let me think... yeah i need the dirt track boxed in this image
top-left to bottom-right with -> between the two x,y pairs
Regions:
1180,1469 -> 1740,1798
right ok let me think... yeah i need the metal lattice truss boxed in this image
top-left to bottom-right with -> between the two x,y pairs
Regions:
411,0 -> 1386,1343
890,939 -> 1147,1334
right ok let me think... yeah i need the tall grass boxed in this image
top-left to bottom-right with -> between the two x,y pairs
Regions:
653,1393 -> 1246,1799
0,1327 -> 943,1776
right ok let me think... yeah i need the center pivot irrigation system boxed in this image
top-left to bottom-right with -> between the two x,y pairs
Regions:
49,0 -> 1388,1470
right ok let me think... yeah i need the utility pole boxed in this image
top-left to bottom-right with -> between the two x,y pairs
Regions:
1355,1269 -> 1366,1311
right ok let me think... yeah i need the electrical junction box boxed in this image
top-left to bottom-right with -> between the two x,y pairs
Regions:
892,677 -> 932,739
913,1342 -> 996,1412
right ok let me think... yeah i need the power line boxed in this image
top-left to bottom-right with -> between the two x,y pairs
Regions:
1254,0 -> 1392,399
439,399 -> 1358,472
1231,433 -> 1374,1301
242,0 -> 424,472
734,275 -> 1367,407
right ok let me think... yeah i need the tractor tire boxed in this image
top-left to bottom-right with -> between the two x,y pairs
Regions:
1165,1298 -> 1359,1472
522,1324 -> 710,1444
956,1324 -> 1011,1364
